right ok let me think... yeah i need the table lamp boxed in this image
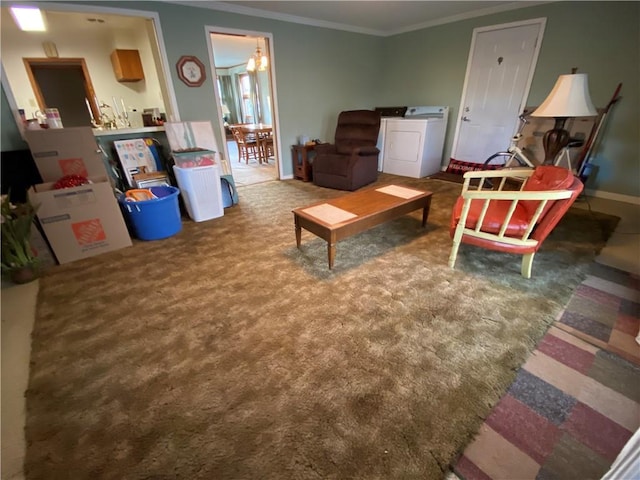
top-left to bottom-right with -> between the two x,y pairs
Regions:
532,72 -> 597,164
221,104 -> 231,123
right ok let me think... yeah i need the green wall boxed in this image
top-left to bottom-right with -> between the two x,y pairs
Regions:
378,2 -> 639,197
2,1 -> 638,197
76,0 -> 383,173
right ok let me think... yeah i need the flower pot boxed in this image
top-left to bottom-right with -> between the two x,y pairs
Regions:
9,265 -> 40,285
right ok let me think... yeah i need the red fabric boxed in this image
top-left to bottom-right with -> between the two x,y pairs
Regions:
529,176 -> 584,244
451,197 -> 531,237
449,175 -> 584,255
521,166 -> 575,219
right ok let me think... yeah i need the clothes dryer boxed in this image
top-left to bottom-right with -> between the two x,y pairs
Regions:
380,106 -> 449,178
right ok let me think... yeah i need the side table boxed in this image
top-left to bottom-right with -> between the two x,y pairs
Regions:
292,144 -> 322,182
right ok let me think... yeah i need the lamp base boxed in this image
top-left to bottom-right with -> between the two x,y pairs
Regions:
542,117 -> 570,164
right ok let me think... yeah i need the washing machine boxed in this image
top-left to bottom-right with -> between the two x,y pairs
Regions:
377,106 -> 449,178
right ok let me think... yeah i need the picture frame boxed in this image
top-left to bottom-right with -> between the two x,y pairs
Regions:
176,55 -> 206,87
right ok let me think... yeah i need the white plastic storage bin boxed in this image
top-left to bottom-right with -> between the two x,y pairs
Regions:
173,165 -> 223,222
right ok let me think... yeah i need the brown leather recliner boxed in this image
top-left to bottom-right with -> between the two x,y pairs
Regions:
312,110 -> 381,191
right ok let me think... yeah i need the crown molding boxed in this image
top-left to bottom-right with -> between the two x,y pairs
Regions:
387,2 -> 551,36
172,0 -> 384,36
168,1 -> 552,37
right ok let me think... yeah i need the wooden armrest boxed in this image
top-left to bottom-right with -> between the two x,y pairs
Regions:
462,167 -> 534,179
462,189 -> 575,201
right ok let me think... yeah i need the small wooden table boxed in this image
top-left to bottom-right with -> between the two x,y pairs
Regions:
292,143 -> 323,182
292,185 -> 432,269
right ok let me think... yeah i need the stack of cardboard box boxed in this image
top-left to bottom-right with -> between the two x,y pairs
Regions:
25,127 -> 132,265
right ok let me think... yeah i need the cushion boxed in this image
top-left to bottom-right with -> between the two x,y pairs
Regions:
521,166 -> 575,219
313,154 -> 349,176
452,197 -> 531,237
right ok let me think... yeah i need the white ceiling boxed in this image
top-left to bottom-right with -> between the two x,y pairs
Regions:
180,1 -> 549,36
3,1 -> 549,69
210,34 -> 268,69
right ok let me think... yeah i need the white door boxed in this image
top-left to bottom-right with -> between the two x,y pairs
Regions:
451,19 -> 545,163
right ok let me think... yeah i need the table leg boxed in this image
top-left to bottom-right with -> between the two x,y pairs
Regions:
328,242 -> 336,269
256,137 -> 264,164
422,198 -> 432,227
295,217 -> 301,248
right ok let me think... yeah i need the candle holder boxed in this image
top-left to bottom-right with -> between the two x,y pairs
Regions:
98,102 -> 117,129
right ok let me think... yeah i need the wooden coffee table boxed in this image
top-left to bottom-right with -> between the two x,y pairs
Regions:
292,184 -> 432,269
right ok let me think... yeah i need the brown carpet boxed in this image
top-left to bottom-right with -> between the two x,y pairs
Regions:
25,174 -> 618,479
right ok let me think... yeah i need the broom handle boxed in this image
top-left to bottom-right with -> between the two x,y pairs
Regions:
576,82 -> 622,174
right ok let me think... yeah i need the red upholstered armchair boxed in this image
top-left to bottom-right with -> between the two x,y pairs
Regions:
312,110 -> 381,191
449,166 -> 584,278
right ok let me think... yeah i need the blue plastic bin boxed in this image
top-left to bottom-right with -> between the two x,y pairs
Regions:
119,186 -> 182,240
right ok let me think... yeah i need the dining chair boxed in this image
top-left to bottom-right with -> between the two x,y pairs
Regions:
260,131 -> 275,163
230,126 -> 259,164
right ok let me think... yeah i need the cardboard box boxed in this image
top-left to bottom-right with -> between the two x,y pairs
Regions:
29,176 -> 132,264
24,127 -> 108,182
520,107 -> 598,165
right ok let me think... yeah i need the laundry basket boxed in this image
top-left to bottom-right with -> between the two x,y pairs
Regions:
173,165 -> 223,222
119,185 -> 182,240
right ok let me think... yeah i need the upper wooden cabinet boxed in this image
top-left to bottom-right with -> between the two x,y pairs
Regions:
110,49 -> 144,82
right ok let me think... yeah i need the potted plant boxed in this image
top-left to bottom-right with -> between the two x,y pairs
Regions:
1,194 -> 41,284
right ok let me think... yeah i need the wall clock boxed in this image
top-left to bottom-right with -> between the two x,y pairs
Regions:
176,55 -> 206,87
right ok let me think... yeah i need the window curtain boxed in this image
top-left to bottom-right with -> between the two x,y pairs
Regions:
248,71 -> 262,124
218,75 -> 239,124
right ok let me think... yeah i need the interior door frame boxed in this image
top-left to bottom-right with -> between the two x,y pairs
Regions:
205,26 -> 282,179
23,57 -> 101,121
450,18 -> 546,162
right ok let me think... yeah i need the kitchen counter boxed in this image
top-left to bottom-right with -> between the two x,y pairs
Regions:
92,126 -> 165,137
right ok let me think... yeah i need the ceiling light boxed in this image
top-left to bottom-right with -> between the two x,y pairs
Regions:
247,39 -> 268,72
10,6 -> 46,32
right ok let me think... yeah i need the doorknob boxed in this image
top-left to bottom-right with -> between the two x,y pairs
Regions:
462,116 -> 471,122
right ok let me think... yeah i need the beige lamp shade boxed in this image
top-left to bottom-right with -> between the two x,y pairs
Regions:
532,73 -> 597,118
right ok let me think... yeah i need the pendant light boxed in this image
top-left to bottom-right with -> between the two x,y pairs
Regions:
247,39 -> 268,72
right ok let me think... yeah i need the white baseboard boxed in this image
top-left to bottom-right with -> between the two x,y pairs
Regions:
584,188 -> 640,205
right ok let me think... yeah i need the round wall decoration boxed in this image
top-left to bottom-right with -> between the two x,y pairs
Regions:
176,55 -> 206,87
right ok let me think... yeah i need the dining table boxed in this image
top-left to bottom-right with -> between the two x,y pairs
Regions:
234,123 -> 273,164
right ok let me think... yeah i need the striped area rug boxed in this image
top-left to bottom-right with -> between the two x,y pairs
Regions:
454,263 -> 640,480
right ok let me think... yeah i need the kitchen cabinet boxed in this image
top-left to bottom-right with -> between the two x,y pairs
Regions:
110,49 -> 144,82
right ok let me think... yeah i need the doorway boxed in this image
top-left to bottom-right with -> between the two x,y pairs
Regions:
451,18 -> 546,163
24,58 -> 100,127
2,4 -> 178,134
208,30 -> 280,186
